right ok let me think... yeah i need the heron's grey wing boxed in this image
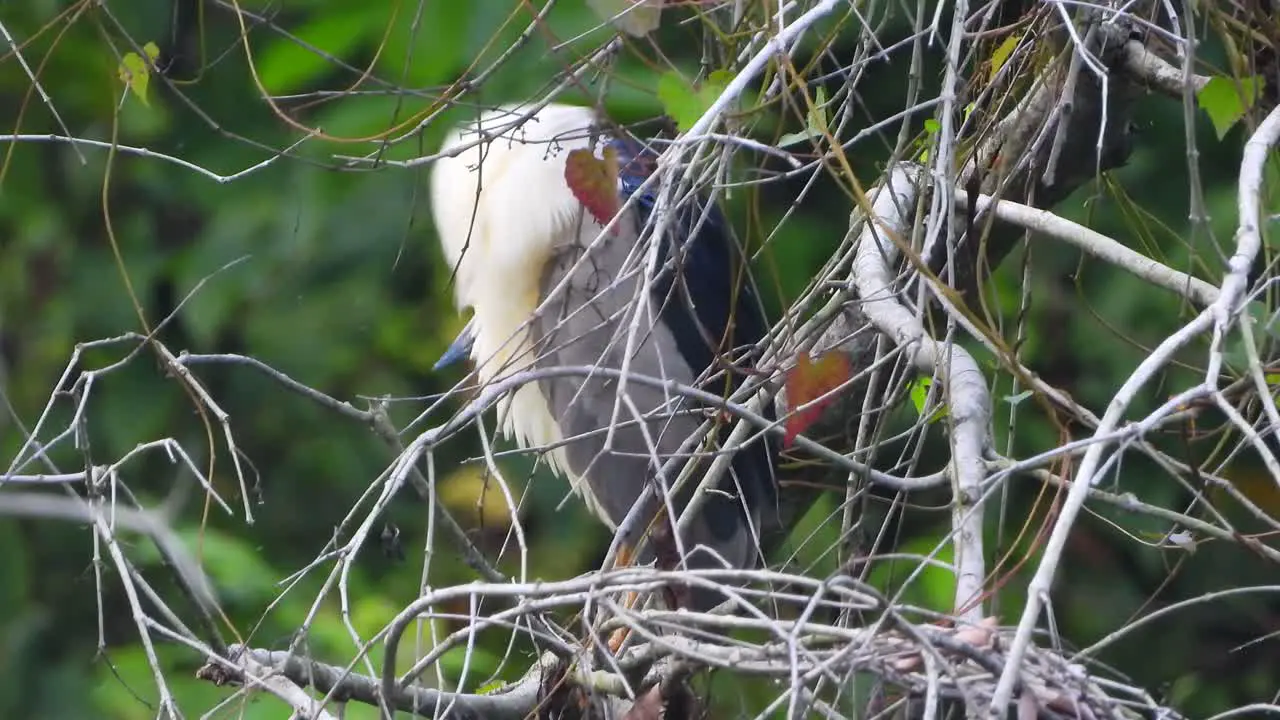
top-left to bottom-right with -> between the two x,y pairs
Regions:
528,212 -> 762,579
531,213 -> 697,528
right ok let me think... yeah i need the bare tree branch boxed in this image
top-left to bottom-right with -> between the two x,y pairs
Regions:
956,191 -> 1220,306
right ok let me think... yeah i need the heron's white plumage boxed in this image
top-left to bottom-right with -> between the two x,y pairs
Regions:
429,103 -> 602,497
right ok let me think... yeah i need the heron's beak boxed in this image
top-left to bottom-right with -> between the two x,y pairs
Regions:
433,319 -> 476,371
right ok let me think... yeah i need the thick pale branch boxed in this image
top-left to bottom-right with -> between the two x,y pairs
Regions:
1121,39 -> 1211,97
849,165 -> 993,625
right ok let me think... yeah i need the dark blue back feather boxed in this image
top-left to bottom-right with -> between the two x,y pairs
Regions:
608,136 -> 778,540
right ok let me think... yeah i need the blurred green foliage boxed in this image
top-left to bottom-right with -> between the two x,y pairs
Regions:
0,0 -> 1277,718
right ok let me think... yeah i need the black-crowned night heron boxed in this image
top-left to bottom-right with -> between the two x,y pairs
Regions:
429,103 -> 777,611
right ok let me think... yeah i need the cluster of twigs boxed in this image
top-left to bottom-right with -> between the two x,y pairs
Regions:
191,568 -> 1178,720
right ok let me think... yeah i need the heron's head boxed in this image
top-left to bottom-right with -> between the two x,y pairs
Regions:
429,104 -> 603,311
429,103 -> 605,376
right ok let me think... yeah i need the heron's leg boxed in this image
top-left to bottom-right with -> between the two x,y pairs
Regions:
606,542 -> 637,655
650,512 -> 690,609
606,511 -> 687,654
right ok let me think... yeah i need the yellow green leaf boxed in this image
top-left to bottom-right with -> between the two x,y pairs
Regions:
908,376 -> 947,423
909,376 -> 932,415
476,679 -> 506,695
988,34 -> 1021,84
118,51 -> 151,106
257,11 -> 369,94
866,535 -> 956,613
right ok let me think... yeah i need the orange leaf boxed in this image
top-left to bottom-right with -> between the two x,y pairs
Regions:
783,352 -> 852,447
564,147 -> 621,233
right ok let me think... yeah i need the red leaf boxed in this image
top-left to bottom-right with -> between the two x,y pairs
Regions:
784,352 -> 852,447
564,147 -> 621,233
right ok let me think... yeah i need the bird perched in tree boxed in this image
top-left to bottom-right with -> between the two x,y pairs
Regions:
429,103 -> 777,610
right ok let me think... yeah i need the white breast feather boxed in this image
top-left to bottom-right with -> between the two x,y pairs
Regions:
430,104 -> 605,507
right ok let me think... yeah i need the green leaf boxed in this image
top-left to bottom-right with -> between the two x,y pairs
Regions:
1266,372 -> 1280,409
778,85 -> 830,147
987,34 -> 1021,84
909,376 -> 932,415
657,70 -> 733,133
908,376 -> 947,423
865,535 -> 956,613
777,129 -> 820,147
917,118 -> 943,162
133,528 -> 278,605
1197,75 -> 1265,140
